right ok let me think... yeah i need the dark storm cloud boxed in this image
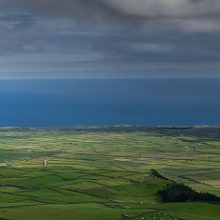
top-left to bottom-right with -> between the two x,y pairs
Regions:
20,0 -> 220,18
2,0 -> 220,31
20,0 -> 120,21
1,0 -> 220,78
19,0 -> 220,31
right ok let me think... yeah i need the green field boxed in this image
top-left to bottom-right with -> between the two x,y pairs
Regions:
0,126 -> 220,220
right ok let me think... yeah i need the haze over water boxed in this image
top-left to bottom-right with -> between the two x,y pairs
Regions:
0,79 -> 219,127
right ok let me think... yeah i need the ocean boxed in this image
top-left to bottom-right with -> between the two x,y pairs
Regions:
0,79 -> 220,126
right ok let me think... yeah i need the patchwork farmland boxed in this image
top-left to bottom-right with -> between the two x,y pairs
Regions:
0,127 -> 220,220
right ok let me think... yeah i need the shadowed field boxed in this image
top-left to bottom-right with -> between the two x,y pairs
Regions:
0,126 -> 220,220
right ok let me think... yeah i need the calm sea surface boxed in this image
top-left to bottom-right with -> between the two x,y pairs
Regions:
0,79 -> 220,126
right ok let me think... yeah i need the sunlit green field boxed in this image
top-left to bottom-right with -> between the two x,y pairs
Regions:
0,126 -> 220,220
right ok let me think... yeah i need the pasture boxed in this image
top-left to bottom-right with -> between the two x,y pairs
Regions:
0,126 -> 220,220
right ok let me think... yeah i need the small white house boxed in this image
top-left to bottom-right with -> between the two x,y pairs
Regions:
43,159 -> 48,168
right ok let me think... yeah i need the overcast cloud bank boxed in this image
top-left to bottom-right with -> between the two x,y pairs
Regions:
0,0 -> 220,78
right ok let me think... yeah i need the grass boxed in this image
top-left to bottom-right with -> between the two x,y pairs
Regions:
0,126 -> 220,219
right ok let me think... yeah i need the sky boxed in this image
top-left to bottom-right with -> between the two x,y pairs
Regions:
1,0 -> 220,79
